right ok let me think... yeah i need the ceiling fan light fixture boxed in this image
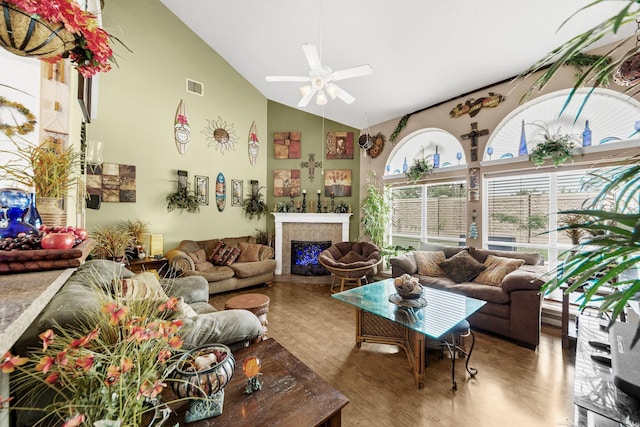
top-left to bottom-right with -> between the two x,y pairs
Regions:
316,90 -> 328,105
299,85 -> 312,97
326,83 -> 338,99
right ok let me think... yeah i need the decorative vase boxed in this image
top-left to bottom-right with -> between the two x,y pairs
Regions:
582,120 -> 592,147
22,192 -> 42,229
172,344 -> 235,422
518,120 -> 528,156
37,196 -> 66,228
0,2 -> 75,59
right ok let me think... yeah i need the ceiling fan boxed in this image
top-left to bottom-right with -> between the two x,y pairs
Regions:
265,43 -> 373,107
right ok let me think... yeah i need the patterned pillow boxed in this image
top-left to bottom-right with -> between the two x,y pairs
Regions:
209,241 -> 228,266
121,272 -> 168,300
473,255 -> 525,286
413,251 -> 446,276
438,250 -> 486,283
222,247 -> 241,265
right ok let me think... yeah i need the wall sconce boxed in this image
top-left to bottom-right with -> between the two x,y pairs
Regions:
86,140 -> 103,166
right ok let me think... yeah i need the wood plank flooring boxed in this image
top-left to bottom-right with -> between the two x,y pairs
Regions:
209,279 -> 575,427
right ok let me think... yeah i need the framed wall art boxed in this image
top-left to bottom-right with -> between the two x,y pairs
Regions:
231,179 -> 243,206
326,131 -> 354,159
86,162 -> 137,202
195,175 -> 209,205
274,131 -> 301,159
324,169 -> 352,197
468,167 -> 479,201
273,169 -> 301,197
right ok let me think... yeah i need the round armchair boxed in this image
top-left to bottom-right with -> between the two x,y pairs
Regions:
318,241 -> 382,293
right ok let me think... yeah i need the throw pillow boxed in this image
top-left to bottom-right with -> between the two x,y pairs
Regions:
238,242 -> 262,263
210,241 -> 230,266
473,255 -> 526,286
121,272 -> 169,300
413,251 -> 446,276
188,248 -> 207,264
438,250 -> 486,283
223,247 -> 241,265
337,250 -> 368,264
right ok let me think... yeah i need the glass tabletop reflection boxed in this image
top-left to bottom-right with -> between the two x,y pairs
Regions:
332,278 -> 486,339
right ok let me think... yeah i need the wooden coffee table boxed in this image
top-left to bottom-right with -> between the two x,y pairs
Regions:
167,338 -> 349,426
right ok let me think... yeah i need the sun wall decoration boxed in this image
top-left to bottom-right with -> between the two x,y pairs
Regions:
202,116 -> 238,154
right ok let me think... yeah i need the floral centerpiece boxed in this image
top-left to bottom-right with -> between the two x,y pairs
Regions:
1,279 -> 189,426
1,0 -> 117,77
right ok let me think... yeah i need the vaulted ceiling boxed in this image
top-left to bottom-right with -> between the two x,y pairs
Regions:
160,0 -> 634,129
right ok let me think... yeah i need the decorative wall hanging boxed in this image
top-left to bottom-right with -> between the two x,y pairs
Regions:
174,100 -> 190,155
215,172 -> 226,211
273,169 -> 300,197
195,175 -> 209,205
86,163 -> 136,202
449,92 -> 505,118
326,131 -> 354,159
301,153 -> 322,182
324,169 -> 352,197
368,132 -> 386,158
461,122 -> 489,162
177,170 -> 188,193
273,131 -> 301,159
248,121 -> 259,165
358,133 -> 373,152
468,168 -> 479,201
203,117 -> 237,154
231,179 -> 243,206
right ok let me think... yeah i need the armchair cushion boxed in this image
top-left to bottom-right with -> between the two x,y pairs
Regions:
438,250 -> 486,283
414,251 -> 446,276
473,255 -> 525,287
338,250 -> 368,264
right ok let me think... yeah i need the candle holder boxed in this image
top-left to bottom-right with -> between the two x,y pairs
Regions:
242,356 -> 262,394
301,192 -> 307,213
317,192 -> 322,213
330,193 -> 335,213
289,192 -> 295,212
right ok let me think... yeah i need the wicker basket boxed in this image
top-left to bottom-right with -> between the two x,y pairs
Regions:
0,2 -> 75,58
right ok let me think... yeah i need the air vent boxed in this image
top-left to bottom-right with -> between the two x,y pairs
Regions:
186,78 -> 204,96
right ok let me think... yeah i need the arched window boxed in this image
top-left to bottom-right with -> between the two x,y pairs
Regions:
484,87 -> 640,161
384,128 -> 466,176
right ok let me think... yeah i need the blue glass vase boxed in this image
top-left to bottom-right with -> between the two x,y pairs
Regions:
22,193 -> 42,229
518,120 -> 528,156
582,120 -> 592,147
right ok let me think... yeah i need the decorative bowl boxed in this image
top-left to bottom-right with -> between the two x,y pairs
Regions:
171,344 -> 235,398
397,288 -> 424,300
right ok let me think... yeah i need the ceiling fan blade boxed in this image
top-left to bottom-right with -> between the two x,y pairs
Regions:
265,75 -> 311,82
331,64 -> 373,81
326,83 -> 355,104
302,43 -> 321,71
297,87 -> 316,107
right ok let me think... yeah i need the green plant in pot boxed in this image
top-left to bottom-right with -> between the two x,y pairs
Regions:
166,183 -> 200,214
243,186 -> 268,219
90,225 -> 134,261
361,170 -> 393,250
529,123 -> 581,168
405,155 -> 433,183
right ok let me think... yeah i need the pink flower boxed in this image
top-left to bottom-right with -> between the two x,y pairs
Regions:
62,413 -> 86,427
35,355 -> 56,374
75,354 -> 95,372
39,329 -> 56,351
137,380 -> 166,400
105,365 -> 121,386
102,302 -> 128,325
159,297 -> 179,312
176,114 -> 188,125
1,352 -> 28,373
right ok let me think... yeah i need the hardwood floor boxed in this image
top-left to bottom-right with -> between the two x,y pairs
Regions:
209,279 -> 576,427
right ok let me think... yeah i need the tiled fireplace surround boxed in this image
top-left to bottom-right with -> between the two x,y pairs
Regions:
272,213 -> 352,275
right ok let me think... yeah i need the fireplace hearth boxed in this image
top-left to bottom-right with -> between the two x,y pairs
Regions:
291,240 -> 331,276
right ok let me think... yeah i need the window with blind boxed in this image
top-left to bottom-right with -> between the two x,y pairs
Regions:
390,181 -> 466,249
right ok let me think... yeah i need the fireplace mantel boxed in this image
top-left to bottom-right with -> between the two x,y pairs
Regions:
272,213 -> 352,275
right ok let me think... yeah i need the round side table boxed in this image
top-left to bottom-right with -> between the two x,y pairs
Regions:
224,293 -> 270,333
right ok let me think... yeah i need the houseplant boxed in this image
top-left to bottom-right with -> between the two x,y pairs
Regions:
243,186 -> 268,219
166,185 -> 200,214
2,279 -> 188,426
360,170 -> 393,253
90,225 -> 134,261
405,155 -> 433,183
0,0 -> 119,77
529,124 -> 580,168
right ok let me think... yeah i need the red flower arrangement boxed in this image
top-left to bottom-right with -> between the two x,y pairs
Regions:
3,0 -> 116,77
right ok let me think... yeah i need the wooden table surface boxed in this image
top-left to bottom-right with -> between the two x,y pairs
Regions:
167,338 -> 349,426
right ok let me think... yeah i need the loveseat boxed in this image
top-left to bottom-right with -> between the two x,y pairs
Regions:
390,244 -> 546,348
166,236 -> 276,295
12,259 -> 265,426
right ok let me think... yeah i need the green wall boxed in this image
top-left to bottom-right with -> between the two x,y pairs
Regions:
266,101 -> 361,241
87,0 -> 269,251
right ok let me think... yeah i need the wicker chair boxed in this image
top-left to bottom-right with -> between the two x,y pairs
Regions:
318,241 -> 382,293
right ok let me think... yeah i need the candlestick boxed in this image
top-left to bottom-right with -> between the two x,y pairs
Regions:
302,189 -> 306,194
316,192 -> 322,213
317,189 -> 321,194
330,193 -> 335,213
301,192 -> 307,213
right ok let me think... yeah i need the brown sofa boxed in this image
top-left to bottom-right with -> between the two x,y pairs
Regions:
166,236 -> 276,295
390,244 -> 546,349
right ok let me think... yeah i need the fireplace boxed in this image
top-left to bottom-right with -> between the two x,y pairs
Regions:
290,240 -> 331,276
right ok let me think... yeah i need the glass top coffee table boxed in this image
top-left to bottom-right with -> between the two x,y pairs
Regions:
332,278 -> 486,388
